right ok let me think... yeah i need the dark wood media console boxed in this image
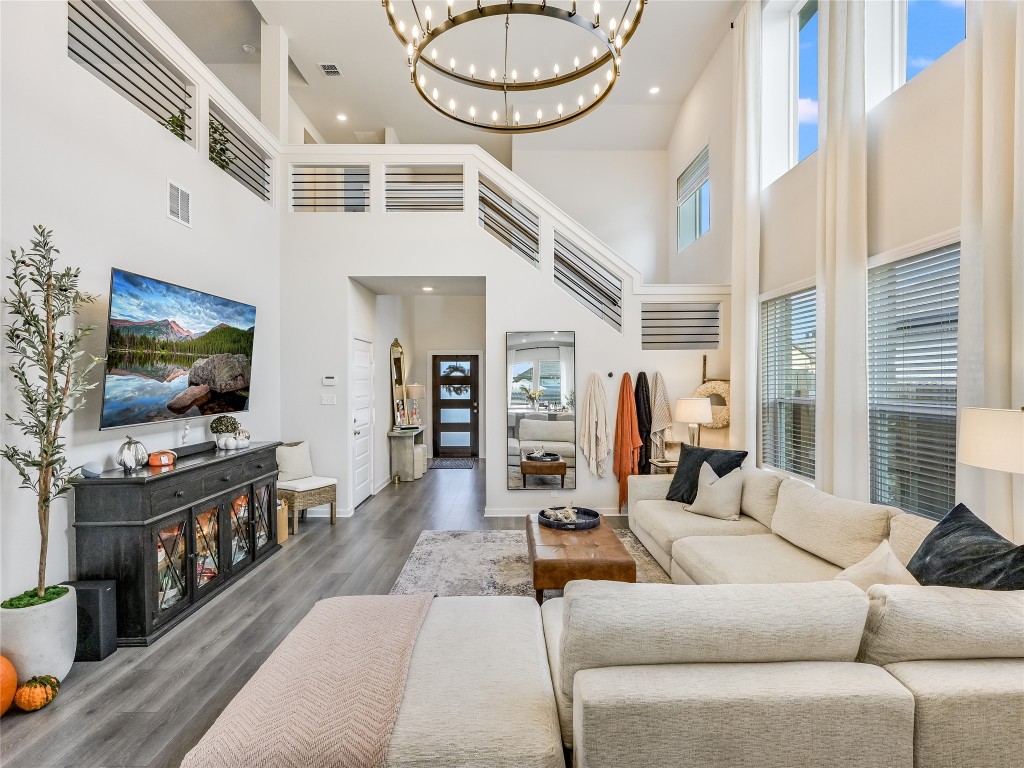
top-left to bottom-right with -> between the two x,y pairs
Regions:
73,441 -> 281,646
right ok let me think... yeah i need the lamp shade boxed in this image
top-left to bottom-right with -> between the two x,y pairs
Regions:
958,407 -> 1024,474
674,397 -> 713,425
405,383 -> 426,400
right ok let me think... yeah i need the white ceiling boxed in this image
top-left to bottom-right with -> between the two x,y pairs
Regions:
351,276 -> 486,296
146,0 -> 741,159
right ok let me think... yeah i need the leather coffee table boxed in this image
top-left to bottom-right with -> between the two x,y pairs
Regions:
526,514 -> 636,603
520,451 -> 567,488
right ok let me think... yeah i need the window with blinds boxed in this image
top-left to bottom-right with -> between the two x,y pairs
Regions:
676,145 -> 710,251
868,244 -> 959,519
760,287 -> 816,478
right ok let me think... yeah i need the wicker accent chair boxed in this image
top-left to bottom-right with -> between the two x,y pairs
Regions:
276,442 -> 337,533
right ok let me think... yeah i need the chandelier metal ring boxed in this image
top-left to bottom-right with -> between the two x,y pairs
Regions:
383,0 -> 645,133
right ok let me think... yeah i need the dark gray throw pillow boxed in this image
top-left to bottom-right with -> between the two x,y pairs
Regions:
907,503 -> 1024,591
666,444 -> 748,505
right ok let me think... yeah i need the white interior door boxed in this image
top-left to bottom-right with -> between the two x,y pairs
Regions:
351,338 -> 373,507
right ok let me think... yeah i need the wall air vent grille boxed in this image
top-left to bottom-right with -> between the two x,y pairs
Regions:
209,103 -> 272,202
318,63 -> 342,77
291,165 -> 370,212
553,231 -> 623,331
478,175 -> 539,267
641,302 -> 721,349
67,0 -> 194,143
385,164 -> 464,212
167,180 -> 191,227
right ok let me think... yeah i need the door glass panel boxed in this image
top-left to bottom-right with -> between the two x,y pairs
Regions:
229,493 -> 251,566
156,520 -> 187,613
440,408 -> 470,423
439,360 -> 471,376
253,484 -> 271,549
440,386 -> 471,400
440,432 -> 471,447
194,507 -> 219,588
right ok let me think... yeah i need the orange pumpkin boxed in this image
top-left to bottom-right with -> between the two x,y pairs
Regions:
0,656 -> 16,716
13,676 -> 59,712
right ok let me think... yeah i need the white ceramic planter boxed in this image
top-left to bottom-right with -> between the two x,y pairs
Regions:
0,586 -> 77,682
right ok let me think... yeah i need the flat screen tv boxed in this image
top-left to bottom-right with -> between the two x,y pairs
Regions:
99,269 -> 257,430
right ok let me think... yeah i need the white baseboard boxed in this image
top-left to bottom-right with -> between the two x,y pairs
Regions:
304,503 -> 354,519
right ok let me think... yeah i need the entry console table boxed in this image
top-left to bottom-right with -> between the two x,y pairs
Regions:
73,441 -> 281,646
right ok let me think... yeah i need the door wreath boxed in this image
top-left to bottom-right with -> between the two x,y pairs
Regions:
693,379 -> 730,429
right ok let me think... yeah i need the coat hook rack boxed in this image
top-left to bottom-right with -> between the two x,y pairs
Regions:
607,371 -> 614,378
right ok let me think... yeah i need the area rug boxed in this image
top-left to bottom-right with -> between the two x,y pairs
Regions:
507,465 -> 578,489
430,458 -> 477,469
390,528 -> 671,598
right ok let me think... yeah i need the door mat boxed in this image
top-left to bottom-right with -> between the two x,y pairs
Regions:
430,458 -> 477,469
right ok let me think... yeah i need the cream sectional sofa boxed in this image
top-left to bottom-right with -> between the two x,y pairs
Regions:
507,418 -> 577,467
541,579 -> 1024,768
627,468 -> 938,584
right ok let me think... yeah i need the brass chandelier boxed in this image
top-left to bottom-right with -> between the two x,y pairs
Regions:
383,0 -> 646,133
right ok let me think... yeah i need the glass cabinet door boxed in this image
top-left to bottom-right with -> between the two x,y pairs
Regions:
252,481 -> 274,554
155,517 -> 189,622
227,490 -> 253,569
193,504 -> 221,592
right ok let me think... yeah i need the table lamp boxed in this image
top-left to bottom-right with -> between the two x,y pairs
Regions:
674,398 -> 713,447
958,407 -> 1024,474
405,383 -> 426,426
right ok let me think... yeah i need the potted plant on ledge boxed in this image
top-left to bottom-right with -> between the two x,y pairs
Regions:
1,225 -> 101,682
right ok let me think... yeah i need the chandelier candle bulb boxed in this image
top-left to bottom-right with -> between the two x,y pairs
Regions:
418,74 -> 425,87
574,56 -> 580,69
469,106 -> 476,119
533,67 -> 539,80
447,0 -> 453,18
432,87 -> 438,99
448,98 -> 455,112
490,68 -> 496,81
469,64 -> 475,76
424,5 -> 432,29
514,110 -> 520,124
594,1 -> 600,26
398,19 -> 405,33
431,48 -> 438,61
491,109 -> 498,123
511,68 -> 518,82
557,102 -> 563,116
536,108 -> 542,121
553,63 -> 560,75
592,46 -> 598,60
609,17 -> 616,33
450,58 -> 456,70
593,82 -> 599,95
577,94 -> 584,108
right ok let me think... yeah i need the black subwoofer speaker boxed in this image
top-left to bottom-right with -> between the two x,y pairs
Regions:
62,580 -> 117,661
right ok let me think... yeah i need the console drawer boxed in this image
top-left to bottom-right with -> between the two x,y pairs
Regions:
151,482 -> 192,514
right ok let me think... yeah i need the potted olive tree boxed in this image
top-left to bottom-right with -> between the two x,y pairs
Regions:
1,225 -> 101,681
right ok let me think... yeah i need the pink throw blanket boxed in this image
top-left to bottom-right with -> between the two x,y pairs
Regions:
181,594 -> 433,768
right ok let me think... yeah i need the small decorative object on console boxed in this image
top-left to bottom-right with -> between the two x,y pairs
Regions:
234,428 -> 251,448
539,503 -> 600,530
115,435 -> 149,473
210,415 -> 240,449
147,450 -> 176,468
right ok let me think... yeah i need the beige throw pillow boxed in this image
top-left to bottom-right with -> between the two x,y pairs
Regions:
277,442 -> 313,481
687,462 -> 743,521
835,540 -> 920,592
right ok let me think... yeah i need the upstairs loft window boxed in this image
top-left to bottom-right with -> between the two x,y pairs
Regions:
904,0 -> 966,83
796,0 -> 819,163
677,145 -> 710,252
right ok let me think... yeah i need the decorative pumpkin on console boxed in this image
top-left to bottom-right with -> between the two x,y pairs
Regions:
115,435 -> 149,473
234,428 -> 251,449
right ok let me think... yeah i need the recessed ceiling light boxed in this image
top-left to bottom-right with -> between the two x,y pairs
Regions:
649,86 -> 660,94
422,286 -> 434,292
336,113 -> 348,121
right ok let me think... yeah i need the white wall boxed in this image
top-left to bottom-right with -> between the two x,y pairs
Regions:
372,294 -> 416,490
288,96 -> 326,145
511,150 -> 669,284
665,32 -> 735,285
0,2 -> 282,596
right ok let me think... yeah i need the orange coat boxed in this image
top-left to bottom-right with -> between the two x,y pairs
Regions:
613,372 -> 643,509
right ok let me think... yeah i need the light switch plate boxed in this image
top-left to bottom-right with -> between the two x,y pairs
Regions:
321,393 -> 337,405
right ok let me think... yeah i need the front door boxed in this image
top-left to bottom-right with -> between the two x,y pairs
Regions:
351,338 -> 373,507
432,354 -> 479,457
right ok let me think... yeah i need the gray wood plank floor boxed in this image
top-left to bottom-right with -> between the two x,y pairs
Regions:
0,461 -> 622,768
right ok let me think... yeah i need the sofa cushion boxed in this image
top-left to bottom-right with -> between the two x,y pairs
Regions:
558,580 -> 869,698
739,466 -> 783,528
687,463 -> 743,521
666,444 -> 748,504
276,441 -> 313,481
672,534 -> 842,585
857,584 -> 1024,665
573,662 -> 913,768
631,499 -> 768,556
834,540 -> 919,592
276,475 -> 337,493
540,598 -> 573,748
906,503 -> 1024,590
771,480 -> 897,568
387,596 -> 564,768
519,419 -> 574,442
883,659 -> 1024,768
888,512 -> 937,566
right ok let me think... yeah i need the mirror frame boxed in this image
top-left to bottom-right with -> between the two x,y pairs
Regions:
390,337 -> 406,428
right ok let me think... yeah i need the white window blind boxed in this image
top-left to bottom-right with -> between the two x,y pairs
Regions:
676,146 -> 710,203
760,287 -> 816,479
676,146 -> 711,252
868,244 -> 960,519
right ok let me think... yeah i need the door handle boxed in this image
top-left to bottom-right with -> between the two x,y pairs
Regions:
354,429 -> 361,436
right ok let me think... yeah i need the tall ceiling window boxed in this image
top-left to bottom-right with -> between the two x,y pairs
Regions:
676,145 -> 711,252
905,0 -> 967,83
760,286 -> 816,479
796,1 -> 819,163
868,244 -> 960,519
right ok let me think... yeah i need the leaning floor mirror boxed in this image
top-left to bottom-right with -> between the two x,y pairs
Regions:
506,332 -> 576,490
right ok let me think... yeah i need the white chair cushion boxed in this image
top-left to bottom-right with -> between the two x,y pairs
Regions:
277,442 -> 314,482
277,475 -> 337,493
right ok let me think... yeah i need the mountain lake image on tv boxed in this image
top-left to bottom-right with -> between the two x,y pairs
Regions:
99,269 -> 257,429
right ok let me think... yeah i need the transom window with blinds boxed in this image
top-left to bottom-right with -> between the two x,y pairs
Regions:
760,287 -> 816,479
868,243 -> 960,519
676,145 -> 710,252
